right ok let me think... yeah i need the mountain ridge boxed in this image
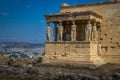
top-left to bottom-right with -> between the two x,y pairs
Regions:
0,42 -> 45,48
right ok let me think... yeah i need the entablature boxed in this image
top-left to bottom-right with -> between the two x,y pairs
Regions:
45,11 -> 102,23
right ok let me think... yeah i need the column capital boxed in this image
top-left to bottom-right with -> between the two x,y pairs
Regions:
92,19 -> 97,23
92,19 -> 97,27
59,21 -> 62,26
93,22 -> 97,26
72,20 -> 75,25
87,19 -> 91,24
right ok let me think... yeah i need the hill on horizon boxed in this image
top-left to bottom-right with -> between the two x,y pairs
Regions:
0,42 -> 45,48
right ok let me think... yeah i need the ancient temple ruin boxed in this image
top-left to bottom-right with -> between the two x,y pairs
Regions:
42,1 -> 120,66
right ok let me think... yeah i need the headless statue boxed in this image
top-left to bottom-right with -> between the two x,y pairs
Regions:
85,20 -> 92,41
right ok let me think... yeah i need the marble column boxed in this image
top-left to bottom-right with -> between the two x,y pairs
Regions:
46,22 -> 51,42
53,23 -> 58,41
71,20 -> 76,41
58,21 -> 63,41
85,20 -> 92,41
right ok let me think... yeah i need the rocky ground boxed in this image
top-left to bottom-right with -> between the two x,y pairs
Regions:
0,54 -> 120,80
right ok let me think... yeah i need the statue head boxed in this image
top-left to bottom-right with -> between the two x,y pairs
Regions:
87,19 -> 91,24
72,20 -> 75,25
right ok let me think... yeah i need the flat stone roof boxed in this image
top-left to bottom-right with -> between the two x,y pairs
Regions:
61,1 -> 120,9
45,11 -> 102,18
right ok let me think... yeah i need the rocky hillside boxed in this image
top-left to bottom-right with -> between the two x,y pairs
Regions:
0,54 -> 120,80
0,63 -> 120,80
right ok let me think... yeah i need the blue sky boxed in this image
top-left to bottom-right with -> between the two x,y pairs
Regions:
0,0 -> 104,43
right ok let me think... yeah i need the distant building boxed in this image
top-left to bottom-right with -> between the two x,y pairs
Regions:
42,1 -> 120,66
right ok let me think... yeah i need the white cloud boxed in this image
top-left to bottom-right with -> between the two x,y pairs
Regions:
0,12 -> 9,16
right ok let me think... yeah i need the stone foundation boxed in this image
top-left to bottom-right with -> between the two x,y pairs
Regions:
42,41 -> 106,66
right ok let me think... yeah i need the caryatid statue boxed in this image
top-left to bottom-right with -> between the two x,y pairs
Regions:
71,21 -> 76,41
85,20 -> 92,41
92,22 -> 98,41
54,23 -> 58,41
46,23 -> 51,42
58,22 -> 63,41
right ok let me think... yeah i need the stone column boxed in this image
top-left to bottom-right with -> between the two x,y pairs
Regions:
92,22 -> 98,42
71,20 -> 76,41
85,20 -> 92,41
53,23 -> 58,41
46,22 -> 51,42
58,21 -> 63,41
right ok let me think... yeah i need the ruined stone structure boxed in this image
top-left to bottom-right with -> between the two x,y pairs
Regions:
42,1 -> 120,66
